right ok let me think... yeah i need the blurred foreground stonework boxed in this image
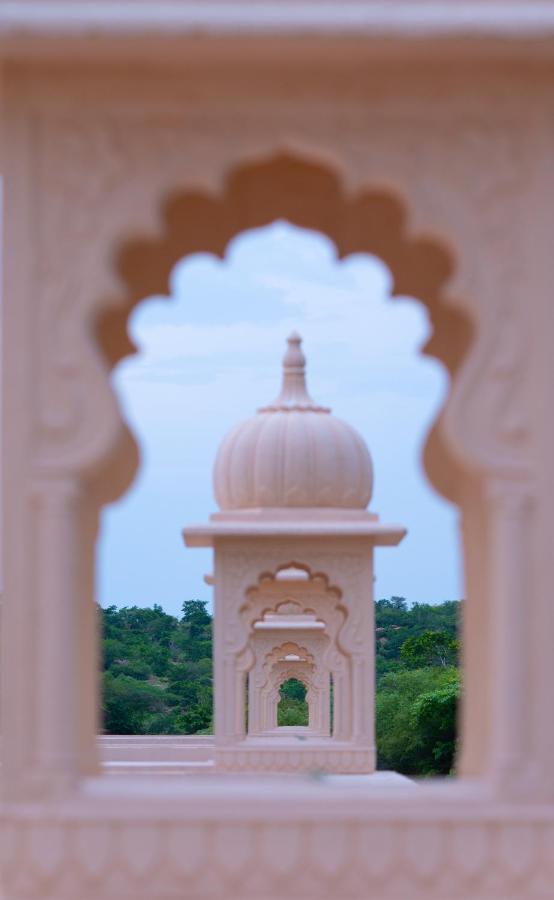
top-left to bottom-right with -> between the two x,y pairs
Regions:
1,3 -> 554,898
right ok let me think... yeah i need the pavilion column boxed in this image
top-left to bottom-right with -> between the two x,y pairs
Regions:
264,687 -> 280,731
488,477 -> 534,798
310,683 -> 320,733
234,666 -> 246,738
313,675 -> 330,735
259,684 -> 270,732
78,497 -> 101,775
32,476 -> 82,793
268,690 -> 278,729
332,667 -> 350,740
248,670 -> 261,734
265,686 -> 276,731
457,478 -> 492,778
352,654 -> 373,745
321,674 -> 330,736
215,653 -> 241,744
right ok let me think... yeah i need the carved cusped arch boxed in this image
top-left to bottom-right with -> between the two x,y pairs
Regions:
244,562 -> 341,608
100,152 -> 473,504
241,562 -> 346,645
261,641 -> 316,676
263,656 -> 322,734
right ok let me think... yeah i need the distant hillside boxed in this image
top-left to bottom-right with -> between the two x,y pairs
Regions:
375,596 -> 459,679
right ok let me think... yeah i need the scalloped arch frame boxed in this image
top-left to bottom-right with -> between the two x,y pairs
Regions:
99,152 -> 473,507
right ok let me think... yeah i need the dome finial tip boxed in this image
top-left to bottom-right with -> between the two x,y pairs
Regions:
258,333 -> 328,412
283,331 -> 305,371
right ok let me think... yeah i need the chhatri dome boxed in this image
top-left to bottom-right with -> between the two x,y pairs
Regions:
213,332 -> 373,511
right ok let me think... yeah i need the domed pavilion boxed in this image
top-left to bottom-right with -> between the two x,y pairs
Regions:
184,333 -> 406,773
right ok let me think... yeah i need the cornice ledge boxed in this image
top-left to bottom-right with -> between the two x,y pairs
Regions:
2,1 -> 554,40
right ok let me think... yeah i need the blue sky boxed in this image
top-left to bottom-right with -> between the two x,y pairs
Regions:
96,222 -> 462,616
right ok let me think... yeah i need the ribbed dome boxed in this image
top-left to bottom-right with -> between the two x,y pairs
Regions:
213,333 -> 373,511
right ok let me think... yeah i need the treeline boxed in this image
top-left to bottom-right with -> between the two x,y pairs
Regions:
101,600 -> 213,735
374,597 -> 460,775
100,596 -> 461,776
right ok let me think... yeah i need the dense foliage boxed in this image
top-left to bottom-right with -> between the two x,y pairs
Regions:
101,601 -> 213,735
277,678 -> 309,726
101,596 -> 461,776
374,596 -> 460,774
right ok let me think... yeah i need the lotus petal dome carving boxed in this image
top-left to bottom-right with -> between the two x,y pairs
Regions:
213,333 -> 373,510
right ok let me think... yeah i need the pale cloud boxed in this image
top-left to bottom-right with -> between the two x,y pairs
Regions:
122,262 -> 432,385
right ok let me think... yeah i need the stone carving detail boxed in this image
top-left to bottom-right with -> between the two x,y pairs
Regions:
2,55 -> 549,900
20,75 -> 534,502
252,639 -> 330,736
2,812 -> 554,899
34,117 -> 133,476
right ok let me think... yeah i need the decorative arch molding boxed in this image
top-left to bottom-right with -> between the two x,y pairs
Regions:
245,561 -> 341,608
251,560 -> 336,595
273,667 -> 313,726
239,561 -> 347,659
241,562 -> 351,744
4,115 -> 536,791
99,152 -> 473,505
262,641 -> 316,673
258,652 -> 329,736
90,151 -> 532,785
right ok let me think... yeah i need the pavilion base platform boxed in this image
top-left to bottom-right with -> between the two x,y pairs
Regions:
99,735 -> 216,775
216,735 -> 374,774
98,735 -> 398,778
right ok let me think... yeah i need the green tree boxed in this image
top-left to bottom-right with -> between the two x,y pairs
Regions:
102,672 -> 171,734
400,630 -> 459,669
181,600 -> 211,638
180,704 -> 212,734
102,637 -> 126,670
411,679 -> 459,775
280,678 -> 307,701
277,679 -> 308,726
100,601 -> 214,735
375,666 -> 458,774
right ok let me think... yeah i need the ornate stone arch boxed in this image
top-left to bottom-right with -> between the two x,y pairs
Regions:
254,647 -> 334,736
261,641 -> 316,673
240,564 -> 354,742
95,151 -> 532,782
8,141 -> 517,791
243,563 -> 343,617
98,152 -> 472,507
272,666 -> 312,725
239,563 -> 347,658
87,153 -> 482,775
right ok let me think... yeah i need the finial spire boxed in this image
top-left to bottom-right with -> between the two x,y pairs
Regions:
259,333 -> 330,412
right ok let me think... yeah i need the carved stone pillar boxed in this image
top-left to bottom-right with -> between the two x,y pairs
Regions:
488,478 -> 535,798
